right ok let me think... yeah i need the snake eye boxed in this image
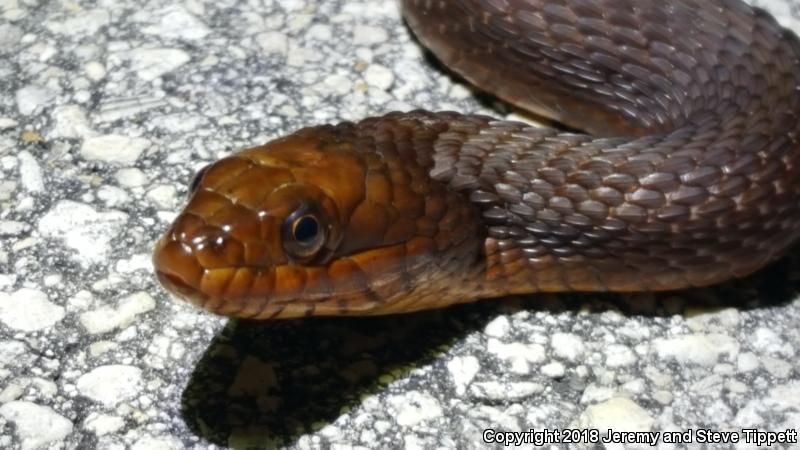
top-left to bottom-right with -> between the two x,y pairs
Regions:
282,207 -> 327,260
189,165 -> 210,195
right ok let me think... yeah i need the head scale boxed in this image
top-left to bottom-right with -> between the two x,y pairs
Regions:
153,124 -> 484,319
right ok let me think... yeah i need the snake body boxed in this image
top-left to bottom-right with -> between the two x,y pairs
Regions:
153,0 -> 800,319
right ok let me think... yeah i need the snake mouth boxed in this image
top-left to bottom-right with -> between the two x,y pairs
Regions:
153,230 -> 292,318
152,232 -> 253,315
152,236 -> 210,309
155,269 -> 208,308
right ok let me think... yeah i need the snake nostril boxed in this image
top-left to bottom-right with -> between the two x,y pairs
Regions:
170,214 -> 205,244
187,226 -> 225,248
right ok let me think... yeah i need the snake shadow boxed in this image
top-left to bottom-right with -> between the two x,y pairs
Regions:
180,246 -> 800,447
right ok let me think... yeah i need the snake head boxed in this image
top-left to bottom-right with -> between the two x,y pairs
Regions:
153,123 -> 483,319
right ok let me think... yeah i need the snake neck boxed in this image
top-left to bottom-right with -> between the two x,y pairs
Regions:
353,107 -> 800,296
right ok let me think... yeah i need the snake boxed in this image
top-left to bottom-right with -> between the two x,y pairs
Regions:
153,0 -> 800,320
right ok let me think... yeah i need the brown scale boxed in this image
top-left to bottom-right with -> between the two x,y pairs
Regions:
154,0 -> 800,318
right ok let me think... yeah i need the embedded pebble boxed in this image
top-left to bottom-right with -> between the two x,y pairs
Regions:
322,73 -> 354,96
0,340 -> 26,367
307,23 -> 332,41
363,64 -> 394,90
580,384 -> 617,404
751,327 -> 785,353
604,344 -> 637,367
1,157 -> 17,171
97,185 -> 131,207
576,397 -> 655,432
81,135 -> 150,165
483,315 -> 511,338
85,61 -> 107,81
256,31 -> 289,56
0,220 -> 26,236
84,413 -> 125,436
353,25 -> 388,46
551,332 -> 586,361
653,390 -> 674,405
0,377 -> 57,402
124,48 -> 191,81
76,365 -> 143,407
540,361 -> 566,378
0,401 -> 73,450
0,24 -> 22,49
761,356 -> 793,378
67,290 -> 94,312
115,253 -> 152,273
45,9 -> 110,35
446,356 -> 480,395
97,96 -> 170,123
88,341 -> 118,358
16,85 -> 56,115
468,404 -> 522,432
469,381 -> 544,401
0,117 -> 19,129
154,113 -> 204,133
140,6 -> 210,40
52,105 -> 95,139
115,167 -> 148,187
653,333 -> 739,366
0,274 -> 16,289
79,291 -> 156,334
0,288 -> 65,332
146,184 -> 178,210
737,352 -> 760,372
17,151 -> 44,193
38,200 -> 129,266
487,339 -> 545,374
0,382 -> 23,403
385,391 -> 443,427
